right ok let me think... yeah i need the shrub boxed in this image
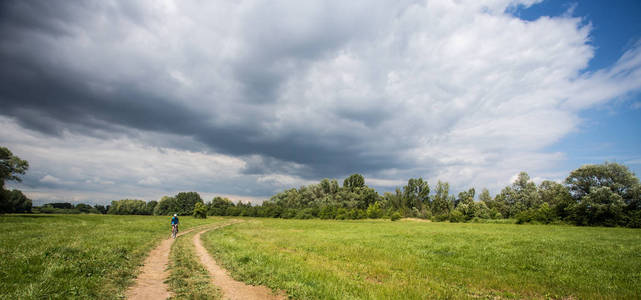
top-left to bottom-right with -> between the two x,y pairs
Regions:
0,189 -> 32,213
193,202 -> 207,219
366,202 -> 383,219
390,212 -> 401,221
433,214 -> 449,222
319,206 -> 336,219
449,210 -> 465,223
281,208 -> 297,219
625,210 -> 641,228
295,208 -> 314,219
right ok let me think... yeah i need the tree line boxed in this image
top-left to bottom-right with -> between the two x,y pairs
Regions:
209,162 -> 640,228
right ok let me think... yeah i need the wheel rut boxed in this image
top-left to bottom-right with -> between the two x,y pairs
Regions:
193,223 -> 285,300
125,228 -> 194,300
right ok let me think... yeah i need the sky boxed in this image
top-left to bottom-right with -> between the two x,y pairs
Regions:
1,0 -> 640,206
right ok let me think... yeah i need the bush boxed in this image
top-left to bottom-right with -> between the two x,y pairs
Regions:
295,208 -> 315,219
625,210 -> 641,228
419,208 -> 432,219
336,208 -> 347,220
319,206 -> 336,219
449,210 -> 465,223
193,202 -> 207,219
366,202 -> 383,219
281,208 -> 297,219
0,189 -> 32,213
433,214 -> 449,222
515,209 -> 533,224
390,212 -> 401,221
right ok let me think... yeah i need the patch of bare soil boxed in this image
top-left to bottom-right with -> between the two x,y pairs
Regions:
404,217 -> 432,222
193,226 -> 286,300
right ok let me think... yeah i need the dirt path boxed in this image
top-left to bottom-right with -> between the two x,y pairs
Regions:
193,225 -> 285,300
125,228 -> 193,300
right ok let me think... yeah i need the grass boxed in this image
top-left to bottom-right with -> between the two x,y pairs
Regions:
0,214 -> 220,299
202,218 -> 641,299
167,226 -> 222,299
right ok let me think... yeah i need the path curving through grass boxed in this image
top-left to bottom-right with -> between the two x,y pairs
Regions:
193,222 -> 285,300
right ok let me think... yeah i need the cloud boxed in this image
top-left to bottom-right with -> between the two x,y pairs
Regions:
40,175 -> 64,185
1,0 -> 640,203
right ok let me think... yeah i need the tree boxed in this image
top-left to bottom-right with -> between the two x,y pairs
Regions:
320,178 -> 339,195
479,188 -> 491,203
495,172 -> 540,217
0,146 -> 29,189
207,196 -> 234,216
107,199 -> 148,215
402,178 -> 430,211
565,162 -> 641,227
381,189 -> 403,211
431,181 -> 453,216
75,203 -> 92,213
366,202 -> 383,218
343,174 -> 365,190
538,180 -> 573,219
193,202 -> 207,218
154,196 -> 177,215
174,192 -> 203,215
456,188 -> 475,207
569,187 -> 626,227
94,205 -> 107,214
0,189 -> 31,213
0,147 -> 31,213
565,162 -> 641,207
146,200 -> 158,215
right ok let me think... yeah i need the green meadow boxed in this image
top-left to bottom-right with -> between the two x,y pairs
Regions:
202,218 -> 641,299
0,214 -> 221,299
2,215 -> 641,299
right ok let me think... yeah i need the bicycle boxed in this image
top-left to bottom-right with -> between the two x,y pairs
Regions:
171,224 -> 179,239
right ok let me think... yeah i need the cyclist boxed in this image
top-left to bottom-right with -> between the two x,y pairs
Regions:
171,214 -> 179,238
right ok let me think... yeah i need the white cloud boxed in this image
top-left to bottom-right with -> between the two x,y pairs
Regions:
40,175 -> 64,185
138,177 -> 161,185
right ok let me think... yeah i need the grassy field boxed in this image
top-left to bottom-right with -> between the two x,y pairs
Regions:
202,218 -> 641,299
0,214 -> 221,299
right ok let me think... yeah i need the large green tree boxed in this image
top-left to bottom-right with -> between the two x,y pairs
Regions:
431,181 -> 454,216
569,187 -> 626,227
154,196 -> 177,215
565,162 -> 641,208
0,189 -> 32,213
402,178 -> 430,210
538,180 -> 573,219
343,174 -> 365,190
174,191 -> 204,215
0,147 -> 31,213
1,146 -> 29,189
565,162 -> 641,226
456,188 -> 475,207
495,172 -> 540,217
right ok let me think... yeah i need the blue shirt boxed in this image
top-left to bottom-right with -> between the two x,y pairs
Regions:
171,216 -> 179,225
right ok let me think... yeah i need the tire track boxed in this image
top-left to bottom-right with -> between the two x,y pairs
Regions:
193,224 -> 285,300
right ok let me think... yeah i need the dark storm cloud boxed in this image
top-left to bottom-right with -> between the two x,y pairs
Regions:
0,54 -> 205,136
0,0 -> 406,180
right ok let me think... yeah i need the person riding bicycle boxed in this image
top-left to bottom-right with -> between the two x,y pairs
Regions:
171,214 -> 179,236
